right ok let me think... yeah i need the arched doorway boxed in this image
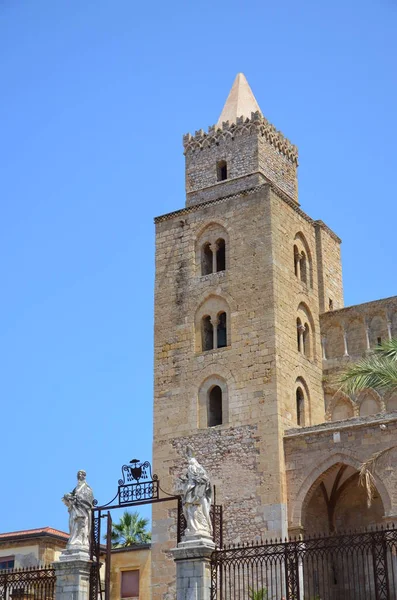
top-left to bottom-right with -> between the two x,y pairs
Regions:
302,463 -> 385,534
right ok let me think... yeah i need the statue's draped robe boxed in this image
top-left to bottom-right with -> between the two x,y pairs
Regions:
67,481 -> 94,549
182,458 -> 212,535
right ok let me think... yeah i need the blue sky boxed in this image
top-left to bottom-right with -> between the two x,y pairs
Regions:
0,0 -> 396,533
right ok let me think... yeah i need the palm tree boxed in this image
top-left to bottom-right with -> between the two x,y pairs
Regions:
339,338 -> 397,506
339,338 -> 397,394
108,511 -> 151,547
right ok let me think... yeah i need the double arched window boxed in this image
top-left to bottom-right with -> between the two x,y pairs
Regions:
201,239 -> 226,276
196,296 -> 230,353
293,233 -> 312,288
196,223 -> 228,276
201,311 -> 227,351
296,303 -> 315,360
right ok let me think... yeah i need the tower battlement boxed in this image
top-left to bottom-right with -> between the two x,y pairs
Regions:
184,74 -> 299,207
183,111 -> 298,164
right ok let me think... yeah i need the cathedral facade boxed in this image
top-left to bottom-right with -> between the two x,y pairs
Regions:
151,73 -> 397,599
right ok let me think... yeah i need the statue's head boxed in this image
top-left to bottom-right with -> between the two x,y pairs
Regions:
77,470 -> 86,481
185,445 -> 194,459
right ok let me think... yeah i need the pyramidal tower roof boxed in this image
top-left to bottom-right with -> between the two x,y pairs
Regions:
217,73 -> 262,126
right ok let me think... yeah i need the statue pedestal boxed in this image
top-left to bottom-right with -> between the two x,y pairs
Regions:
53,548 -> 92,600
171,534 -> 215,600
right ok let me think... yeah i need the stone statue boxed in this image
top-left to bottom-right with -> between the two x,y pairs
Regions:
62,470 -> 94,552
177,446 -> 213,538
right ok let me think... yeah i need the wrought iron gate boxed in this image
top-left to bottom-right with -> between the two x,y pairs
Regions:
210,525 -> 397,600
89,458 -> 222,600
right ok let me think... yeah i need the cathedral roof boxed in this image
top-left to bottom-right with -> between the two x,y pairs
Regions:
217,73 -> 262,126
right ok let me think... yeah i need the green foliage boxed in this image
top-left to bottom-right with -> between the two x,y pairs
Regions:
248,586 -> 267,600
339,338 -> 397,395
107,510 -> 151,548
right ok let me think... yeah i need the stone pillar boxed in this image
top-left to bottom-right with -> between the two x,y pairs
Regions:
53,550 -> 92,600
212,244 -> 217,274
321,336 -> 327,360
365,321 -> 371,351
172,534 -> 215,600
342,327 -> 349,357
212,317 -> 219,350
387,319 -> 392,341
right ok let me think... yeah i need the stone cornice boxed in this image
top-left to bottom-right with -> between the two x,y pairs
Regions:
183,111 -> 298,164
284,412 -> 397,439
320,295 -> 397,321
154,182 -> 341,244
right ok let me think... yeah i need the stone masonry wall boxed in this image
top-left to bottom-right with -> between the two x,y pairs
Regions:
315,222 -> 344,313
152,186 -> 280,600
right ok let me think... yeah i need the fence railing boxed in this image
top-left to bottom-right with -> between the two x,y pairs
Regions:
0,566 -> 56,600
210,525 -> 397,600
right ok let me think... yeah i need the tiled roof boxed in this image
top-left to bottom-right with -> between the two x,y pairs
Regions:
0,527 -> 69,540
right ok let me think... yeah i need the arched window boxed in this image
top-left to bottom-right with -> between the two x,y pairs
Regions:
208,385 -> 222,426
300,252 -> 307,285
196,223 -> 228,276
201,243 -> 213,276
296,388 -> 304,426
216,239 -> 226,272
293,233 -> 313,288
217,160 -> 227,182
217,312 -> 227,348
198,376 -> 228,429
202,316 -> 213,351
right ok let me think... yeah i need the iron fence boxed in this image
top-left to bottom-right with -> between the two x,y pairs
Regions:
211,525 -> 397,600
0,566 -> 56,600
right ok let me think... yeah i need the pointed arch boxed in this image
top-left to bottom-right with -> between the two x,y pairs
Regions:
195,295 -> 230,352
290,451 -> 392,528
325,390 -> 356,422
195,222 -> 229,275
356,388 -> 384,417
293,231 -> 313,288
198,375 -> 229,429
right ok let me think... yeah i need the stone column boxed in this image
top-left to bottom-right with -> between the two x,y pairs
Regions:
321,336 -> 327,360
172,534 -> 215,600
212,243 -> 217,274
212,316 -> 219,350
53,550 -> 92,600
365,320 -> 371,351
387,319 -> 392,341
342,327 -> 349,357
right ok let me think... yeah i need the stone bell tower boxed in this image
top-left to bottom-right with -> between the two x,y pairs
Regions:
151,73 -> 343,599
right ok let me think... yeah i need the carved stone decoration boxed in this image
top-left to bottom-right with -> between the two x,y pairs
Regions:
176,446 -> 213,539
62,470 -> 94,553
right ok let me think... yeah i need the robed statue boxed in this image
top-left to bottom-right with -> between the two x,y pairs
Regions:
176,446 -> 213,538
62,470 -> 94,551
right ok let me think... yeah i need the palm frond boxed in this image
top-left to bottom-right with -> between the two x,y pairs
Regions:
373,338 -> 397,360
359,445 -> 397,507
338,355 -> 397,395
